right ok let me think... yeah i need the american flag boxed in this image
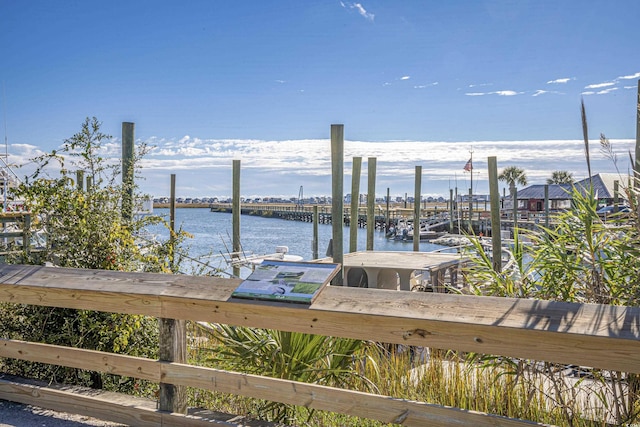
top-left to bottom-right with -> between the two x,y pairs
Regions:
463,158 -> 472,172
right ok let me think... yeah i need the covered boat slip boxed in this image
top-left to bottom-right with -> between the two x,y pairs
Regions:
337,251 -> 466,291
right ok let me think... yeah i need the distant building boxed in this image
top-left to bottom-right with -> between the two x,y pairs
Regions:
514,173 -> 629,212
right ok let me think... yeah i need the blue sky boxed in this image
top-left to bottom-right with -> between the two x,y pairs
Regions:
1,1 -> 639,198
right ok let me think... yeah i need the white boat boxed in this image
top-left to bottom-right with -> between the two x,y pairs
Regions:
386,219 -> 444,241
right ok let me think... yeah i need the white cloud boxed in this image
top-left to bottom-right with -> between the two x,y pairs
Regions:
533,89 -> 562,97
468,83 -> 493,88
585,81 -> 615,89
493,90 -> 520,96
465,90 -> 521,96
581,91 -> 596,96
597,87 -> 618,95
414,82 -> 438,89
340,2 -> 374,21
400,76 -> 410,80
547,77 -> 573,84
134,137 -> 637,198
617,72 -> 640,80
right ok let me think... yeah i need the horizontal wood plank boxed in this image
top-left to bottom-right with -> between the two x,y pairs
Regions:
0,340 -> 542,426
0,264 -> 638,374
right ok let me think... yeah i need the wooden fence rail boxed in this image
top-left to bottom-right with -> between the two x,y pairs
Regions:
0,264 -> 638,426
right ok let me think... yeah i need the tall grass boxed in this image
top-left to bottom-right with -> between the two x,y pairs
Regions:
186,326 -> 604,426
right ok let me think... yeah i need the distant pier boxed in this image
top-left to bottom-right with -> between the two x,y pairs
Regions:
209,203 -> 392,229
207,202 -> 556,237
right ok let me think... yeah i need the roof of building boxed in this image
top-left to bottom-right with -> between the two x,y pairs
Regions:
517,173 -> 628,200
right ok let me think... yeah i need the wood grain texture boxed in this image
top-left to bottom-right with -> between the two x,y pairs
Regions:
0,264 -> 638,375
0,339 -> 543,426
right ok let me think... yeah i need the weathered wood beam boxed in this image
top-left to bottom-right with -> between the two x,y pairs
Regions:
0,340 -> 540,427
0,265 -> 638,373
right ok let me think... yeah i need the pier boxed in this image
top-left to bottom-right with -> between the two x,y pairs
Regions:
210,202 -> 398,229
208,202 -> 563,239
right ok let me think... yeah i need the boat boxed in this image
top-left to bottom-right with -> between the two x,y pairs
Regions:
386,219 -> 445,241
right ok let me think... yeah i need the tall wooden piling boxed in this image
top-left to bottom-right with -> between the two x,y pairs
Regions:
232,160 -> 241,278
366,157 -> 376,251
512,187 -> 518,238
386,188 -> 390,232
413,166 -> 421,252
488,157 -> 502,272
468,188 -> 473,233
313,205 -> 319,259
170,174 -> 176,271
635,79 -> 640,195
331,125 -> 344,285
159,172 -> 187,415
121,122 -> 135,222
76,170 -> 84,191
349,157 -> 362,253
544,184 -> 549,228
449,189 -> 454,232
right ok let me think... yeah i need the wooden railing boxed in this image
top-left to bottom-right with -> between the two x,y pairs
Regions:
0,264 -> 639,426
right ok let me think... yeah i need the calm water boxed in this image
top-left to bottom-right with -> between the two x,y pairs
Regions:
148,208 -> 449,275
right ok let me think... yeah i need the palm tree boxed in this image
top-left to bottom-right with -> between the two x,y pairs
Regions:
498,166 -> 528,193
547,170 -> 574,185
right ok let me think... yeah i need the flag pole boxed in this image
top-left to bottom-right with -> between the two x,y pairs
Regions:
469,148 -> 473,196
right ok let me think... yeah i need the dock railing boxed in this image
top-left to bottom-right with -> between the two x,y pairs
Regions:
0,264 -> 638,426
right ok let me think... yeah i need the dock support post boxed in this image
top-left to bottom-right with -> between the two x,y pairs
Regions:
488,156 -> 502,272
614,180 -> 619,213
512,187 -> 518,239
386,188 -> 390,232
413,166 -> 422,252
121,122 -> 134,223
159,173 -> 187,415
449,189 -> 454,232
331,125 -> 344,285
544,184 -> 549,229
468,188 -> 473,234
313,205 -> 319,259
349,157 -> 362,253
232,160 -> 241,278
366,157 -> 376,251
170,174 -> 176,271
76,170 -> 84,191
635,79 -> 640,198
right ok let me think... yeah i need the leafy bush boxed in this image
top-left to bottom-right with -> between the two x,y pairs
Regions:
0,117 -> 184,395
